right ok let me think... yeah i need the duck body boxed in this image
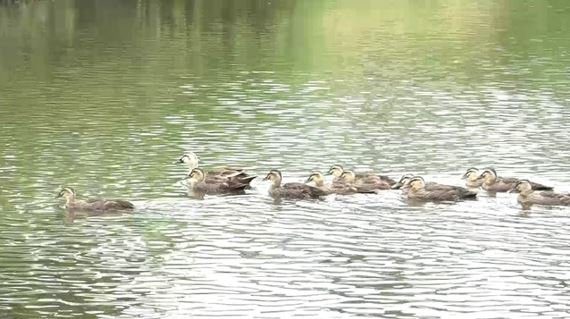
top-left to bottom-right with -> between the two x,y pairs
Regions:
204,169 -> 257,186
518,191 -> 570,209
265,170 -> 327,200
408,187 -> 477,202
68,198 -> 135,211
406,177 -> 477,202
57,187 -> 134,212
269,182 -> 327,199
479,168 -> 552,193
339,170 -> 392,191
512,180 -> 570,209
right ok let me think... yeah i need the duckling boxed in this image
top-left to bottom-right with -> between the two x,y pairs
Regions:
393,174 -> 475,194
264,170 -> 327,200
305,171 -> 373,195
340,169 -> 392,191
462,167 -> 484,188
406,176 -> 477,202
185,168 -> 248,196
56,187 -> 134,212
175,152 -> 256,186
328,164 -> 395,186
511,180 -> 570,210
479,168 -> 553,193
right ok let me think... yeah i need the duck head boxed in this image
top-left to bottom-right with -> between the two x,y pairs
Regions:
306,171 -> 325,187
327,165 -> 344,177
340,170 -> 356,183
510,180 -> 532,195
263,170 -> 283,187
478,168 -> 498,184
408,176 -> 426,191
392,173 -> 414,189
186,168 -> 206,184
56,187 -> 76,204
462,167 -> 479,181
175,152 -> 200,170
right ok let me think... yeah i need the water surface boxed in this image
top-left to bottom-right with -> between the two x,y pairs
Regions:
1,0 -> 570,318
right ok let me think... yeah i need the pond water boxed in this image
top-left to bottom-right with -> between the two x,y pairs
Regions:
1,0 -> 570,318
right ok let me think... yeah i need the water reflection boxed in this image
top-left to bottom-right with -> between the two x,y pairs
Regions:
2,0 -> 570,318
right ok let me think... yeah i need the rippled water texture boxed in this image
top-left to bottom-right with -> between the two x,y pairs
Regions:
1,0 -> 570,318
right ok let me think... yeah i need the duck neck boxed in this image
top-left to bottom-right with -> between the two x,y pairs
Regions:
410,187 -> 426,195
271,178 -> 282,189
64,194 -> 75,207
484,176 -> 497,185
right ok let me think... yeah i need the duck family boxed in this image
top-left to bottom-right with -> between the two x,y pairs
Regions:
57,152 -> 569,212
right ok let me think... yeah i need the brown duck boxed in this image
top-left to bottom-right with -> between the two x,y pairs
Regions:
175,152 -> 256,186
185,168 -> 249,196
339,169 -> 392,191
328,164 -> 395,186
478,168 -> 552,192
406,176 -> 477,202
511,180 -> 570,210
305,171 -> 373,195
57,187 -> 134,212
264,170 -> 327,200
392,174 -> 470,194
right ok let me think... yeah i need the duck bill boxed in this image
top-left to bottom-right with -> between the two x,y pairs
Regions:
461,173 -> 469,180
391,182 -> 403,189
173,159 -> 184,164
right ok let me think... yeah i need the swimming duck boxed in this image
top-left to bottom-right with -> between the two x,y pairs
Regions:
175,152 -> 256,186
478,168 -> 553,193
185,168 -> 249,196
462,167 -> 484,188
264,170 -> 327,200
339,169 -> 392,191
56,187 -> 134,211
393,174 -> 472,193
328,164 -> 396,186
406,176 -> 477,202
511,180 -> 570,210
305,171 -> 373,195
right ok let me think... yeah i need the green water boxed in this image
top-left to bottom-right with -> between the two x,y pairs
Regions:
1,1 -> 570,318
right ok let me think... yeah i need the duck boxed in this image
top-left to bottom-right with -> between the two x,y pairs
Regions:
339,169 -> 392,191
478,168 -> 553,193
511,180 -> 570,210
327,164 -> 396,186
393,174 -> 472,193
264,170 -> 327,200
56,187 -> 134,212
185,168 -> 249,196
175,152 -> 256,186
406,176 -> 477,202
305,171 -> 373,195
462,167 -> 484,188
